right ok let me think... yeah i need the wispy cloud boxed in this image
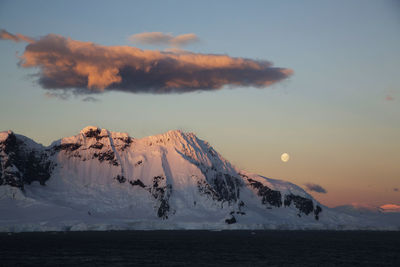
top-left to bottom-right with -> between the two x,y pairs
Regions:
1,30 -> 293,95
0,29 -> 34,43
44,91 -> 69,100
82,96 -> 99,102
304,183 -> 327,194
129,32 -> 199,47
385,95 -> 394,101
44,91 -> 99,102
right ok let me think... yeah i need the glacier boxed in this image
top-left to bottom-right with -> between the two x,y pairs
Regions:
0,126 -> 399,232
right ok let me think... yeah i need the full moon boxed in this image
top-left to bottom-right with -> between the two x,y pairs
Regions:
281,153 -> 290,162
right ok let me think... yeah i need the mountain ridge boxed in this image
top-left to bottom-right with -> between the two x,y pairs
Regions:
0,126 -> 399,231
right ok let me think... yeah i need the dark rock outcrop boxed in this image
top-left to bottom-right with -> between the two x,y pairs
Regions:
114,175 -> 126,183
150,175 -> 172,219
129,179 -> 146,188
284,193 -> 322,219
197,179 -> 221,201
89,142 -> 104,149
175,148 -> 242,204
118,136 -> 133,151
196,172 -> 242,203
247,178 -> 282,207
84,128 -> 101,138
212,173 -> 241,202
52,143 -> 81,153
93,150 -> 119,166
0,132 -> 53,189
225,215 -> 237,224
314,205 -> 322,220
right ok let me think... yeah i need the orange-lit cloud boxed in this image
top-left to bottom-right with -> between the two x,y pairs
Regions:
385,95 -> 394,101
304,183 -> 327,194
2,30 -> 292,94
129,32 -> 199,47
379,204 -> 400,213
0,29 -> 34,43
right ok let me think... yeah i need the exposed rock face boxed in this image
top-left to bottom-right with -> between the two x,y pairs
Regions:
0,131 -> 53,189
93,150 -> 119,166
129,179 -> 145,188
114,175 -> 126,183
211,173 -> 241,202
83,127 -> 101,138
314,205 -> 322,220
197,178 -> 221,201
190,162 -> 242,204
118,136 -> 133,151
247,178 -> 282,207
149,176 -> 172,219
225,215 -> 237,224
197,170 -> 242,203
89,142 -> 103,149
52,143 -> 81,152
284,193 -> 322,218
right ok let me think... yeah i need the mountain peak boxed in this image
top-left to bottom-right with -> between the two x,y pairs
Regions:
0,130 -> 13,143
162,129 -> 193,140
78,126 -> 196,143
2,126 -> 399,231
80,126 -> 101,135
138,129 -> 197,145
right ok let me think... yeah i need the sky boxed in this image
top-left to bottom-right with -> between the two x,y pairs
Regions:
0,0 -> 399,207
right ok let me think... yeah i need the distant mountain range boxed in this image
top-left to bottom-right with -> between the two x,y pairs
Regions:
0,126 -> 399,231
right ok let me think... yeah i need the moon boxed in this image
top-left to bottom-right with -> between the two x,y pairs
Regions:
281,153 -> 290,162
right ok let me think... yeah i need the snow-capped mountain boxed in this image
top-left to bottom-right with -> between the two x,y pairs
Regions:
0,127 -> 399,231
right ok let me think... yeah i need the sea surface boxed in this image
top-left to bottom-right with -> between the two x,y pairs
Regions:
1,230 -> 399,266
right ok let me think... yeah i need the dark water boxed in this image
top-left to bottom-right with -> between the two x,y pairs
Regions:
1,230 -> 399,266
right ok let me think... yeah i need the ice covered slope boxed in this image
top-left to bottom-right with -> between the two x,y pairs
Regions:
0,127 -> 399,231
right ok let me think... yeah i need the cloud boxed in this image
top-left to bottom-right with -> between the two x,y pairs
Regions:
2,30 -> 292,95
304,183 -> 327,194
394,188 -> 399,192
129,32 -> 199,47
335,203 -> 380,213
0,29 -> 34,43
44,91 -> 69,100
44,91 -> 99,102
82,96 -> 99,102
385,95 -> 394,101
169,33 -> 199,47
379,204 -> 400,213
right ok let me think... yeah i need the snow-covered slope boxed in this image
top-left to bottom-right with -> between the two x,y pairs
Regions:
0,127 -> 399,231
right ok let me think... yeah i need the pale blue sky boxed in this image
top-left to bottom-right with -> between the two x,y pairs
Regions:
0,0 -> 399,206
